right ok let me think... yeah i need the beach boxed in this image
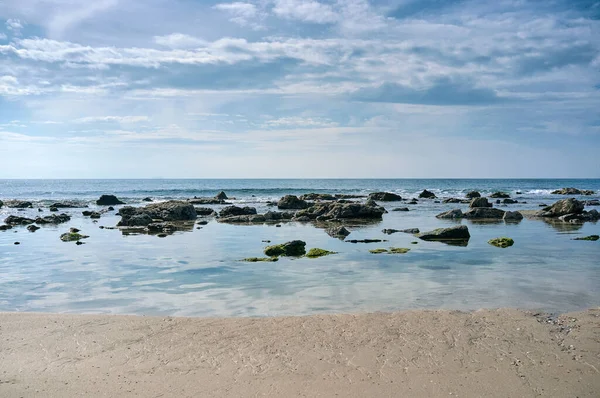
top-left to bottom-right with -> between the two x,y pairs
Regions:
1,308 -> 599,397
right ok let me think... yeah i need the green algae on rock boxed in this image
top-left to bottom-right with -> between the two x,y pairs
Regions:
60,232 -> 89,242
488,237 -> 514,248
242,257 -> 279,262
573,235 -> 599,241
306,248 -> 337,258
369,248 -> 388,254
264,240 -> 306,257
389,247 -> 410,254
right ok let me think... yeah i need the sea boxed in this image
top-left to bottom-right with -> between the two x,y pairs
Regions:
1,179 -> 599,317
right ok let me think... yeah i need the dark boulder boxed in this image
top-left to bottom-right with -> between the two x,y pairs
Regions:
503,211 -> 523,221
470,197 -> 492,208
466,191 -> 481,199
490,192 -> 510,199
27,225 -> 40,232
0,224 -> 13,231
584,200 -> 600,206
118,213 -> 153,227
264,240 -> 306,257
5,216 -> 35,225
96,195 -> 125,206
326,226 -> 351,238
219,206 -> 257,218
418,190 -> 436,199
0,200 -> 3,208
463,208 -> 506,219
299,193 -> 336,201
368,192 -> 402,201
195,207 -> 216,216
436,209 -> 463,219
277,195 -> 309,210
295,201 -> 386,220
391,207 -> 410,211
118,200 -> 197,226
552,188 -> 594,195
49,202 -> 84,208
417,225 -> 470,243
215,191 -> 228,200
35,213 -> 71,224
536,198 -> 585,218
142,197 -> 153,202
188,197 -> 230,205
503,199 -> 518,204
4,200 -> 33,208
443,198 -> 463,204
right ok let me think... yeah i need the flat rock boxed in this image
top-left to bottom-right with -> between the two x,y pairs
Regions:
489,192 -> 510,199
417,225 -> 470,243
295,201 -> 386,220
368,192 -> 402,201
35,213 -> 71,224
5,216 -> 35,225
219,206 -> 257,218
463,208 -> 506,219
503,211 -> 523,221
436,209 -> 463,219
4,200 -> 33,209
552,187 -> 595,195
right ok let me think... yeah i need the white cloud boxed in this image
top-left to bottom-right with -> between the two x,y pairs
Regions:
213,2 -> 264,28
5,18 -> 23,32
74,116 -> 150,123
272,0 -> 338,24
263,116 -> 338,128
154,33 -> 207,49
0,33 -> 7,40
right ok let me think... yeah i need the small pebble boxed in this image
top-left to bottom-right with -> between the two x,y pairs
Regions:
14,242 -> 20,245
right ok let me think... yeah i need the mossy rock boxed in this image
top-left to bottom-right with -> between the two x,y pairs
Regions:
573,235 -> 599,241
60,232 -> 89,242
369,248 -> 388,254
411,241 -> 418,244
242,257 -> 279,262
264,240 -> 306,257
488,237 -> 514,248
389,247 -> 410,254
306,248 -> 337,258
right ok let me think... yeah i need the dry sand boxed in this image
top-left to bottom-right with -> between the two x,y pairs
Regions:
1,308 -> 599,397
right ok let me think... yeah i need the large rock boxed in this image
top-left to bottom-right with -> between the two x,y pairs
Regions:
189,197 -> 230,205
5,216 -> 35,225
277,195 -> 309,210
50,202 -> 84,208
264,240 -> 306,257
35,213 -> 71,224
418,190 -> 436,199
466,191 -> 481,199
463,208 -> 506,219
368,192 -> 402,201
489,192 -> 510,199
536,198 -> 585,218
96,195 -> 125,206
470,197 -> 491,208
503,211 -> 523,221
219,206 -> 257,218
118,201 -> 197,226
299,193 -> 336,201
443,198 -> 467,204
215,191 -> 228,200
295,201 -> 386,220
0,224 -> 13,231
417,226 -> 470,243
552,187 -> 594,195
4,200 -> 33,208
436,209 -> 463,219
194,207 -> 216,216
218,211 -> 293,224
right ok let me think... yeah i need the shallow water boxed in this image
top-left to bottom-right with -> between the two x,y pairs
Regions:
1,179 -> 599,316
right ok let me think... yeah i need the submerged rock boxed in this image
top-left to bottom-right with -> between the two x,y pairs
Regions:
219,206 -> 257,218
391,207 -> 410,211
35,213 -> 71,224
463,208 -> 506,219
551,187 -> 594,195
470,197 -> 491,208
466,191 -> 481,198
417,225 -> 470,243
503,199 -> 518,204
573,235 -> 599,241
0,224 -> 13,231
368,192 -> 402,201
489,192 -> 510,199
277,195 -> 309,210
488,237 -> 514,248
60,232 -> 89,242
419,190 -> 436,199
96,195 -> 125,206
369,248 -> 388,254
5,215 -> 35,225
326,226 -> 351,238
346,239 -> 385,243
27,225 -> 40,232
436,209 -> 463,219
306,248 -> 337,258
242,257 -> 278,262
536,198 -> 585,218
443,198 -> 464,204
4,200 -> 33,209
264,240 -> 306,257
142,197 -> 153,202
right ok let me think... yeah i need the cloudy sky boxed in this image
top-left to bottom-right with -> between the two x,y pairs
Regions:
0,0 -> 599,178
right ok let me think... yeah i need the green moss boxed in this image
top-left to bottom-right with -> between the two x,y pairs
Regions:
243,257 -> 279,262
264,245 -> 286,257
60,232 -> 89,242
264,240 -> 306,257
369,248 -> 388,254
306,248 -> 337,258
488,237 -> 514,248
573,235 -> 599,241
411,241 -> 418,244
389,247 -> 410,254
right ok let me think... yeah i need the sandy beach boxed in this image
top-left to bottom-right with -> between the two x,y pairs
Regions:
1,309 -> 599,397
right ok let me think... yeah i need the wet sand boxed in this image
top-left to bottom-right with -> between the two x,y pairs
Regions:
1,308 -> 599,397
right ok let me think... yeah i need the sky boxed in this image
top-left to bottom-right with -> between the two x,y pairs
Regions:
0,0 -> 599,178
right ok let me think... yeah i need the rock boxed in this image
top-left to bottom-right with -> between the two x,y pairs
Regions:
390,247 -> 410,254
96,195 -> 125,205
197,220 -> 209,225
292,215 -> 311,222
214,191 -> 229,200
38,208 -> 43,212
5,216 -> 35,225
557,210 -> 600,223
194,207 -> 215,216
346,239 -> 385,243
27,225 -> 40,232
402,228 -> 420,234
90,212 -> 101,219
49,207 -> 58,212
369,248 -> 388,254
417,225 -> 470,243
0,224 -> 13,231
14,242 -> 20,245
573,235 -> 599,241
188,198 -> 230,205
242,257 -> 278,262
70,228 -> 80,233
75,241 -> 85,245
60,232 -> 89,242
434,201 -> 440,203
82,210 -> 93,216
516,191 -> 522,195
4,200 -> 33,208
295,201 -> 386,220
408,200 -> 418,205
392,207 -> 410,211
503,199 -> 518,204
326,226 -> 351,238
35,213 -> 71,224
536,198 -> 585,218
147,222 -> 177,233
584,200 -> 600,206
157,233 -> 168,238
219,206 -> 257,218
118,213 -> 153,227
82,211 -> 101,219
490,192 -> 510,199
488,237 -> 514,248
299,193 -> 336,201
418,190 -> 436,199
443,198 -> 463,204
503,211 -> 523,221
382,229 -> 400,235
108,206 -> 115,211
264,240 -> 306,257
552,188 -> 595,195
218,214 -> 267,223
142,197 -> 153,202
470,197 -> 492,208
0,200 -> 3,208
277,195 -> 308,210
368,192 -> 402,201
539,204 -> 547,207
306,248 -> 337,258
436,209 -> 463,219
49,202 -> 84,208
463,207 -> 505,219
466,191 -> 481,198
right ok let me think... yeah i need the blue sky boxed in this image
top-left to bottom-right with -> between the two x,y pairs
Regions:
0,0 -> 599,178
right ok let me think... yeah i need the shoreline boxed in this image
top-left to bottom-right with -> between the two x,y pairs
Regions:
2,308 -> 599,397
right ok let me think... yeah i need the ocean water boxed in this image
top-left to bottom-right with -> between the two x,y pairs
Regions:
1,179 -> 599,317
